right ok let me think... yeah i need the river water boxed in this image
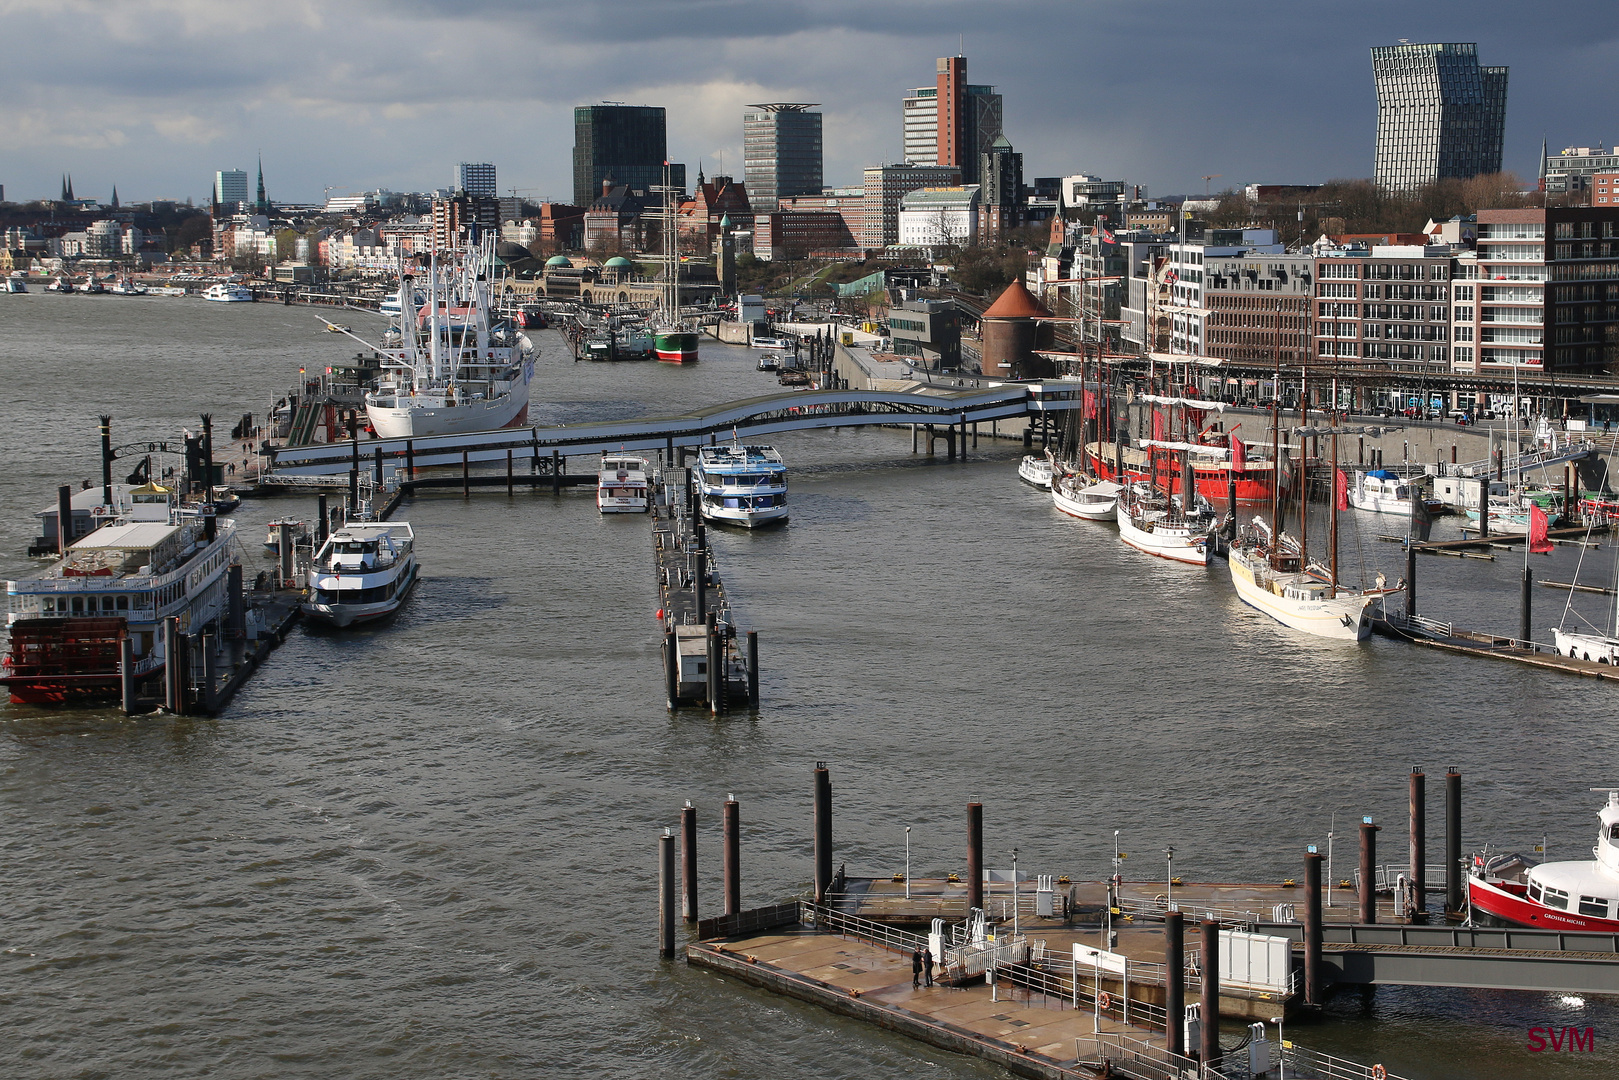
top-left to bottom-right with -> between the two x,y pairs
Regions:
1,292 -> 1616,1080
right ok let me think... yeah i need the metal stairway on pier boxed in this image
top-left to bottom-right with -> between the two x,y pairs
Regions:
285,402 -> 322,447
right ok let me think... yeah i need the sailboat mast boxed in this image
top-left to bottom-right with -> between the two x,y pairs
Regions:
1299,345 -> 1309,569
1330,374 -> 1340,596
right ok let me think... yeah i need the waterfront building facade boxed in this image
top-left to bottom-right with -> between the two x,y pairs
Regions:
860,163 -> 960,248
1541,146 -> 1619,201
897,186 -> 979,250
1314,244 -> 1454,372
1371,42 -> 1507,192
572,105 -> 685,209
742,104 -> 822,209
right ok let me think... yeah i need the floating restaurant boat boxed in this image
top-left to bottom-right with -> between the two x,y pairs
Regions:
1116,481 -> 1215,565
357,238 -> 536,438
2,484 -> 236,704
597,453 -> 651,514
1469,790 -> 1619,932
1350,469 -> 1444,517
696,443 -> 788,527
202,282 -> 253,302
1050,473 -> 1120,522
302,523 -> 418,628
1017,454 -> 1054,489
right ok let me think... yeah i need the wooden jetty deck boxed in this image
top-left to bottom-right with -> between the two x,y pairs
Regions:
1375,613 -> 1619,681
689,918 -> 1180,1080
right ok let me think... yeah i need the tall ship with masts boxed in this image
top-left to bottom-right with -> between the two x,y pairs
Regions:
355,238 -> 537,439
651,164 -> 699,364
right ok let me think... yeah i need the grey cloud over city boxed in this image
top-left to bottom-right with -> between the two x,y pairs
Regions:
3,0 -> 1615,203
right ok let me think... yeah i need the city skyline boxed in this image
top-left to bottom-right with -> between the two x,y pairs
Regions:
0,0 -> 1613,206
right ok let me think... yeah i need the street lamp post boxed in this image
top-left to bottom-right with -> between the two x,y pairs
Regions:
1012,847 -> 1020,937
1271,1014 -> 1286,1080
905,826 -> 912,900
1165,845 -> 1175,908
1327,813 -> 1336,909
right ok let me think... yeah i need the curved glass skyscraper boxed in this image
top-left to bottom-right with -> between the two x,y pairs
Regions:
1371,42 -> 1507,193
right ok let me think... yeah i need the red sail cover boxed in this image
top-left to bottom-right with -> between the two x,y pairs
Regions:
1336,468 -> 1350,511
1152,410 -> 1166,442
1083,390 -> 1097,419
1230,437 -> 1245,474
1529,503 -> 1554,553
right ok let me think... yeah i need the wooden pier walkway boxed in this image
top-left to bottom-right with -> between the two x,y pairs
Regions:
1375,613 -> 1619,681
652,468 -> 756,712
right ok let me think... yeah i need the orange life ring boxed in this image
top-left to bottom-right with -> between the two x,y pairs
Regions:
1097,991 -> 1112,1010
1371,1066 -> 1386,1080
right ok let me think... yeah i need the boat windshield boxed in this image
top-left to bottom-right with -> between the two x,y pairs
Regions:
333,541 -> 377,554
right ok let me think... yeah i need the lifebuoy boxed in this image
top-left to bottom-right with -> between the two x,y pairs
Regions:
1096,991 -> 1112,1010
1371,1066 -> 1387,1080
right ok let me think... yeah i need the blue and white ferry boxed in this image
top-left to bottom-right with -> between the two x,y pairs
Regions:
695,443 -> 788,527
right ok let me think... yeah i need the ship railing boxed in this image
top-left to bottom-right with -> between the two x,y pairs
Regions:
1353,864 -> 1456,894
1117,894 -> 1272,925
797,900 -> 928,956
1091,1029 -> 1197,1080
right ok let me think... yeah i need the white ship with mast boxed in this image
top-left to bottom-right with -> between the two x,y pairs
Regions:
346,238 -> 536,439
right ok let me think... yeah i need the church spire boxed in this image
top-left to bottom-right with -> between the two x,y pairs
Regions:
255,153 -> 267,214
110,185 -> 119,210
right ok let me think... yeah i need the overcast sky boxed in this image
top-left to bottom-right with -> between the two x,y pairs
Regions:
3,0 -> 1615,206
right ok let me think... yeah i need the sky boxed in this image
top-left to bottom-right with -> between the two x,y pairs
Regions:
2,0 -> 1616,207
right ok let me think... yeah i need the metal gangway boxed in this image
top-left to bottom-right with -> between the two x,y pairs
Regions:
263,383 -> 1083,478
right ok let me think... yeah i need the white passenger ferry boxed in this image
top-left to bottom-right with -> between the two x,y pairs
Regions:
695,443 -> 788,527
303,523 -> 418,628
597,454 -> 651,514
202,282 -> 254,302
3,484 -> 236,704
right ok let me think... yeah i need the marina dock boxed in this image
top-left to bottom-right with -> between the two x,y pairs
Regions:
652,466 -> 756,712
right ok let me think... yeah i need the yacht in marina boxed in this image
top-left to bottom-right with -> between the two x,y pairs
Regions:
1349,469 -> 1444,517
3,484 -> 236,704
1116,481 -> 1216,565
202,282 -> 254,302
597,454 -> 651,514
302,523 -> 418,628
695,443 -> 788,527
1051,472 -> 1121,522
1017,454 -> 1054,489
1227,518 -> 1380,642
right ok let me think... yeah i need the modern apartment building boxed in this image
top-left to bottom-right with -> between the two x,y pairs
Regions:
572,105 -> 685,209
900,56 -> 1003,184
860,163 -> 960,248
1453,207 -> 1619,376
1314,244 -> 1455,371
456,162 -> 497,199
1163,230 -> 1313,365
1543,147 -> 1619,201
214,170 -> 249,211
742,104 -> 822,209
1371,42 -> 1507,192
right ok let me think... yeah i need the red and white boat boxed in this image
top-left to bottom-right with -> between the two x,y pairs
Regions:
1469,789 -> 1619,932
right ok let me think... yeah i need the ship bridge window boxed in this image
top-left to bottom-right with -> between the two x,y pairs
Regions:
71,597 -> 85,614
1528,880 -> 1543,902
1609,824 -> 1619,840
1542,885 -> 1570,910
116,596 -> 129,610
1579,895 -> 1610,918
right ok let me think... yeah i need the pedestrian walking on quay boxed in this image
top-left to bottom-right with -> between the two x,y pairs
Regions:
922,947 -> 934,987
912,947 -> 924,989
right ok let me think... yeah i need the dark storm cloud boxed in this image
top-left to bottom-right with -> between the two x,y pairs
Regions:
3,0 -> 1615,204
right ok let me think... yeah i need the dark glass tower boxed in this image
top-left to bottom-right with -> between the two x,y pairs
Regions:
743,104 -> 822,209
1371,42 -> 1508,193
573,105 -> 685,207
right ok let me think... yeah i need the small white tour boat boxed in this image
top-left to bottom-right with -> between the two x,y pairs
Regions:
696,442 -> 788,527
6,274 -> 30,294
302,523 -> 418,627
1018,454 -> 1054,489
1116,482 -> 1215,565
1349,469 -> 1444,517
757,352 -> 783,372
1051,474 -> 1121,522
1469,789 -> 1619,932
597,454 -> 651,514
202,282 -> 254,302
263,518 -> 309,553
752,335 -> 793,350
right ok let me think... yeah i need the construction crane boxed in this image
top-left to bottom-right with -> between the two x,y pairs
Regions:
1200,174 -> 1222,196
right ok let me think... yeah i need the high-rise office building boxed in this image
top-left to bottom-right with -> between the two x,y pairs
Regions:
214,169 -> 249,211
457,162 -> 498,199
573,105 -> 685,208
1371,42 -> 1508,193
743,104 -> 822,209
860,163 -> 961,248
900,56 -> 1003,184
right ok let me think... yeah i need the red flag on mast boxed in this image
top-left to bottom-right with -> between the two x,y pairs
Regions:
1335,468 -> 1350,511
1529,503 -> 1554,554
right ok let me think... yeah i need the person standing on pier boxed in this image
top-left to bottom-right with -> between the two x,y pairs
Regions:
922,947 -> 934,987
911,947 -> 924,989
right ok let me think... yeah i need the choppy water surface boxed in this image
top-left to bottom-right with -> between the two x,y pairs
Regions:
1,293 -> 1616,1079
